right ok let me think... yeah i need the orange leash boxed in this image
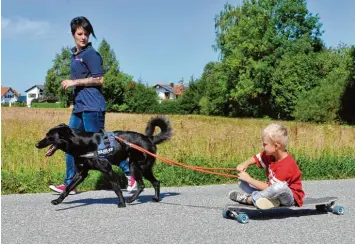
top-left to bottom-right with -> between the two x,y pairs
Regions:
115,136 -> 239,179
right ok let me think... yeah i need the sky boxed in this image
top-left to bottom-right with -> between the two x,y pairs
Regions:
1,0 -> 355,95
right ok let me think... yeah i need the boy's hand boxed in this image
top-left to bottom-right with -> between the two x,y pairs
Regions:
236,163 -> 248,172
238,171 -> 252,182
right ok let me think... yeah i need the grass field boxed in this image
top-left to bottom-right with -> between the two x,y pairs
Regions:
2,107 -> 355,194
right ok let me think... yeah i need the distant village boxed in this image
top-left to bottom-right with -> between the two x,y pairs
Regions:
1,82 -> 185,107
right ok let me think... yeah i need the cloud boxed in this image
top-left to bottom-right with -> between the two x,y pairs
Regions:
1,16 -> 53,39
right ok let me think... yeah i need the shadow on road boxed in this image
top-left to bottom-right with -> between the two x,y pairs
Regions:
54,191 -> 180,211
225,207 -> 338,221
155,202 -> 339,221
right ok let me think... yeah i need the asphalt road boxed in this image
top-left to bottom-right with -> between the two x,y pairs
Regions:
2,179 -> 355,244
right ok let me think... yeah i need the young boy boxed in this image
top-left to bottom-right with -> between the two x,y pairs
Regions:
229,123 -> 305,209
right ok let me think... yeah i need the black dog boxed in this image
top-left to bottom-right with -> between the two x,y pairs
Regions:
35,116 -> 172,208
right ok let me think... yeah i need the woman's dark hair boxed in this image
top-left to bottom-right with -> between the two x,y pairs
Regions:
70,16 -> 96,38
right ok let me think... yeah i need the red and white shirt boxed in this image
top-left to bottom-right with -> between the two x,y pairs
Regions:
253,151 -> 305,206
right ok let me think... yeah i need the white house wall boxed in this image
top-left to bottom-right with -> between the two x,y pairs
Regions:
26,87 -> 41,107
1,90 -> 18,104
155,86 -> 176,103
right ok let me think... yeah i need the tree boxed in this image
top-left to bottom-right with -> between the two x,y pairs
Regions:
124,81 -> 158,113
98,39 -> 119,73
178,75 -> 203,114
339,46 -> 355,124
213,0 -> 324,118
98,39 -> 132,111
293,46 -> 353,123
44,47 -> 72,106
197,62 -> 228,115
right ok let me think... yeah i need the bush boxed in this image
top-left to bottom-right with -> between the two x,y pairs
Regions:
125,83 -> 159,113
153,100 -> 185,114
1,102 -> 27,107
12,102 -> 27,107
293,69 -> 349,123
31,102 -> 64,108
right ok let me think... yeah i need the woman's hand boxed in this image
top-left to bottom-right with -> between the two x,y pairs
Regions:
61,80 -> 75,89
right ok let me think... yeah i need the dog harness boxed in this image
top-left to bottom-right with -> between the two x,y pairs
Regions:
79,131 -> 118,159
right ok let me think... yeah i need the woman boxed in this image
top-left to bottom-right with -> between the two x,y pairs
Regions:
49,16 -> 136,194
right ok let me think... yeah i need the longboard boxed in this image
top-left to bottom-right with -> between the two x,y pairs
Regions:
222,196 -> 344,224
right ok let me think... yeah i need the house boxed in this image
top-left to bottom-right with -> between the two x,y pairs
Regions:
24,85 -> 44,107
153,83 -> 185,102
1,87 -> 20,104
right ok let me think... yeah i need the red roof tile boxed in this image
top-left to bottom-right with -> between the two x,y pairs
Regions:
1,87 -> 20,97
173,85 -> 185,95
1,87 -> 9,97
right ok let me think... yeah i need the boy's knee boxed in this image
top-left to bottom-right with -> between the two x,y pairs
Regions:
238,180 -> 245,189
238,180 -> 257,194
238,180 -> 243,187
258,181 -> 288,199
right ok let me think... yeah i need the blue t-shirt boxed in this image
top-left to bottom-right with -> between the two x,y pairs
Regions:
70,43 -> 106,113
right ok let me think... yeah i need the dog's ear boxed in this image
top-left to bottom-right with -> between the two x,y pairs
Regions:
57,123 -> 68,127
57,126 -> 74,138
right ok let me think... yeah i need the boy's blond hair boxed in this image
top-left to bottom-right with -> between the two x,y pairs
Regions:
262,123 -> 288,150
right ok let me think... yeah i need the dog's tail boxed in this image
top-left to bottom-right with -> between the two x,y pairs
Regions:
145,116 -> 172,145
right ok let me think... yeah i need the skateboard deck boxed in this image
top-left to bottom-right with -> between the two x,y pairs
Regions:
223,196 -> 344,224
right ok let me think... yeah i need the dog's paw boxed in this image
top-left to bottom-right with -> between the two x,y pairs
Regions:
127,197 -> 135,203
51,199 -> 61,205
117,202 -> 126,208
152,197 -> 161,202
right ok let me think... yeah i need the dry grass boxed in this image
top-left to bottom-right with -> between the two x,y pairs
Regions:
2,107 -> 355,173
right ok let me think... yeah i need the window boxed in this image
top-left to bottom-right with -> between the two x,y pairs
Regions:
29,93 -> 36,98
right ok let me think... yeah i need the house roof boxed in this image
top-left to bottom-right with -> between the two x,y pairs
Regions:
18,95 -> 27,102
153,83 -> 185,95
173,85 -> 185,95
25,85 -> 44,93
153,84 -> 174,93
1,87 -> 20,97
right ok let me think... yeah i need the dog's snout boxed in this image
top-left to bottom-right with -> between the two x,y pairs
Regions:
35,142 -> 42,149
36,138 -> 49,149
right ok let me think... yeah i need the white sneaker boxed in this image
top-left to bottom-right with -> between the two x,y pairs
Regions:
126,175 -> 137,193
255,198 -> 280,209
228,191 -> 250,204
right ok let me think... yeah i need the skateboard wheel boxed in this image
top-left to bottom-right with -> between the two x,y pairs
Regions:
333,205 -> 345,215
236,213 -> 249,224
316,204 -> 327,212
222,207 -> 232,219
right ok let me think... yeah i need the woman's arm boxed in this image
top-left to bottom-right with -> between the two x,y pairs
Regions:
61,76 -> 104,89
